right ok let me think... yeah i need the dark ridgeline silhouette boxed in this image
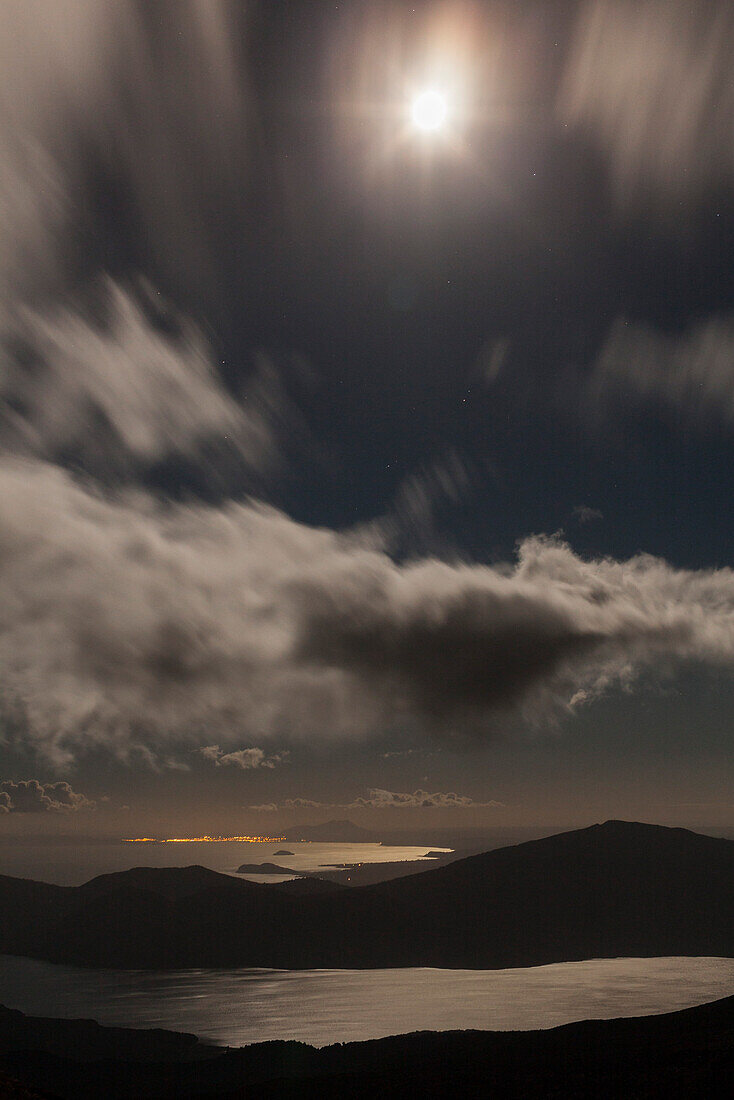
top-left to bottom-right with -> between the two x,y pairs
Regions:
1,996 -> 734,1097
2,821 -> 734,970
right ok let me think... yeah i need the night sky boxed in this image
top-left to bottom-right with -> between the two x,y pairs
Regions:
1,0 -> 734,838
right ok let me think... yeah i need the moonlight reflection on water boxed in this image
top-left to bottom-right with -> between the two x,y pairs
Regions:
1,956 -> 733,1048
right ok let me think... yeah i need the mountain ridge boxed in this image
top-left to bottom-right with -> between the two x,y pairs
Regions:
1,820 -> 733,969
2,994 -> 734,1097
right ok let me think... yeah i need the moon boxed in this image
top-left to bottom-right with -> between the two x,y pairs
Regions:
411,89 -> 448,133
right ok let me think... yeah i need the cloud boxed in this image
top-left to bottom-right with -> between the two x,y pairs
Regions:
384,451 -> 474,552
573,506 -> 604,525
200,745 -> 288,770
352,788 -> 502,810
4,0 -> 734,773
250,789 -> 503,811
0,4 -> 308,498
382,748 -> 424,759
0,778 -> 94,813
0,280 -> 278,477
0,0 -> 248,314
588,314 -> 734,432
477,337 -> 511,387
6,455 -> 734,763
560,1 -> 734,203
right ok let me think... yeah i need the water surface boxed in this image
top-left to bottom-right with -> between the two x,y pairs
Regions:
1,955 -> 732,1047
0,839 -> 446,886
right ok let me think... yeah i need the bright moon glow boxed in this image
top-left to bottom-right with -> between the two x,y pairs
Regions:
411,89 -> 448,132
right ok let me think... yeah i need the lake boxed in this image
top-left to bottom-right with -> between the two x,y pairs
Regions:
1,955 -> 733,1047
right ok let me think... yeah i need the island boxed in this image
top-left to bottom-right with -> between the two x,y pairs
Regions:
235,862 -> 300,875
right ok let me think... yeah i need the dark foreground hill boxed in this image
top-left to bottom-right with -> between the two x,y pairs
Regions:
2,821 -> 734,969
2,996 -> 734,1098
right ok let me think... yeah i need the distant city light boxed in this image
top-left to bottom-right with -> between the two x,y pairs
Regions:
122,835 -> 286,843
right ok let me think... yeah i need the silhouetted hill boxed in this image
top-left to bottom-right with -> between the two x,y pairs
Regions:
283,819 -> 378,842
235,862 -> 299,875
76,865 -> 247,901
2,996 -> 734,1097
0,1005 -> 213,1064
273,877 -> 346,896
2,821 -> 734,969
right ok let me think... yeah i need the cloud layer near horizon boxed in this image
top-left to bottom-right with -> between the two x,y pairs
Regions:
250,788 -> 503,812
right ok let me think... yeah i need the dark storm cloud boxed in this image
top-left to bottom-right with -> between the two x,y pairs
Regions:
0,778 -> 94,813
588,314 -> 734,432
561,0 -> 734,202
290,560 -> 604,727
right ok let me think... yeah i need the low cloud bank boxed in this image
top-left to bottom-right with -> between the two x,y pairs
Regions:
250,789 -> 502,812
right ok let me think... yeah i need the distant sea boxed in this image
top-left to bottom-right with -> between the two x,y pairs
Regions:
1,955 -> 733,1047
0,838 -> 448,885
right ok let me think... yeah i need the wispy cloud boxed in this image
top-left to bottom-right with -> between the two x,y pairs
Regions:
560,0 -> 734,204
0,280 -> 279,478
572,505 -> 604,525
383,450 -> 474,553
588,314 -> 734,433
0,0 -> 248,313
